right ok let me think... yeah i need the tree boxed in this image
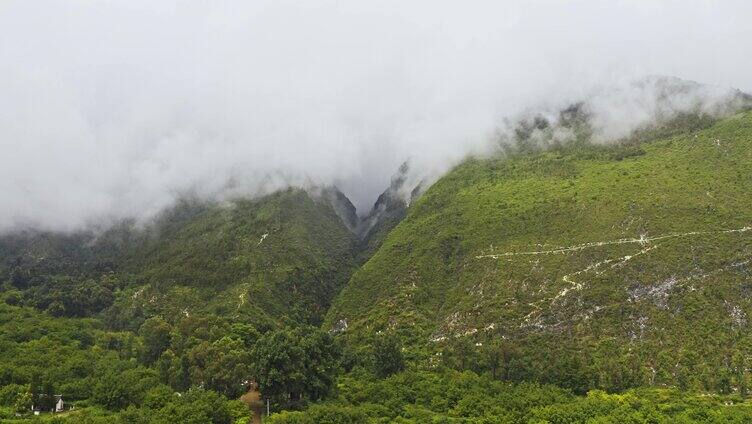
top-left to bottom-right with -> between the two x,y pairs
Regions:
189,336 -> 251,398
156,349 -> 189,391
155,387 -> 233,424
29,379 -> 55,412
229,322 -> 261,348
9,267 -> 29,289
717,368 -> 733,394
441,337 -> 477,372
139,316 -> 173,364
46,300 -> 66,317
13,386 -> 32,414
92,364 -> 160,410
92,368 -> 132,410
142,384 -> 175,410
479,339 -> 518,380
373,334 -> 404,378
250,327 -> 340,408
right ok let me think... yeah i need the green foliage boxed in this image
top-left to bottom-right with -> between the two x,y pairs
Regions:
154,387 -> 234,424
268,369 -> 752,424
327,111 -> 752,394
268,369 -> 570,423
187,336 -> 251,398
250,327 -> 341,409
2,189 -> 359,331
0,384 -> 25,407
13,386 -> 31,414
138,317 -> 172,364
91,360 -> 159,410
100,189 -> 359,333
3,111 -> 752,423
266,404 -> 369,424
0,303 -> 116,400
25,276 -> 117,318
373,334 -> 405,378
0,189 -> 360,419
2,388 -> 246,424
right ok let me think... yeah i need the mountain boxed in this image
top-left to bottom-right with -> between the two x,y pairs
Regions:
354,162 -> 422,256
108,189 -> 366,331
3,77 -> 752,420
1,189 -> 361,330
326,110 -> 752,391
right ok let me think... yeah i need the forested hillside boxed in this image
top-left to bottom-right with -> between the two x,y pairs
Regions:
0,189 -> 359,422
3,111 -> 752,423
2,189 -> 360,328
108,188 -> 360,329
328,110 -> 752,393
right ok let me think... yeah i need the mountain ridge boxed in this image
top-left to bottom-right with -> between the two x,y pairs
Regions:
325,109 -> 752,392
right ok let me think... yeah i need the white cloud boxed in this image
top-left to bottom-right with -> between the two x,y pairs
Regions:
1,0 -> 751,231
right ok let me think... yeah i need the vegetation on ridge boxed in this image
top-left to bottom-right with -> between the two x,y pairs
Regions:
3,109 -> 752,422
327,110 -> 752,394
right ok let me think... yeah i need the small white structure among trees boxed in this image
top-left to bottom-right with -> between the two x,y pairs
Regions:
31,394 -> 65,414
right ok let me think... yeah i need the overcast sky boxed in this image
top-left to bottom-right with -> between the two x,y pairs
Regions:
1,0 -> 751,232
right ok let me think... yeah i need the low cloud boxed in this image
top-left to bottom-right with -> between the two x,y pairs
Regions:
1,0 -> 751,232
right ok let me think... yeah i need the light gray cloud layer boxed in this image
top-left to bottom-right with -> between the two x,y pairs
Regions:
1,0 -> 751,232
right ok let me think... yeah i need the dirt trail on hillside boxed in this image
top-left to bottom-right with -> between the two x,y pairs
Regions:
240,387 -> 264,424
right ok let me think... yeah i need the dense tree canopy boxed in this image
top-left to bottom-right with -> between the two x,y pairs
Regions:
250,327 -> 340,409
373,333 -> 404,378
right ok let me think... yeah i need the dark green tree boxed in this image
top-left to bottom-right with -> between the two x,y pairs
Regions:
373,334 -> 404,378
9,267 -> 29,289
250,327 -> 340,408
139,316 -> 173,364
189,336 -> 251,398
156,349 -> 189,391
156,387 -> 233,424
92,364 -> 160,410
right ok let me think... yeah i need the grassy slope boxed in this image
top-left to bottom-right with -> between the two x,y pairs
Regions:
327,111 -> 752,385
107,189 -> 359,330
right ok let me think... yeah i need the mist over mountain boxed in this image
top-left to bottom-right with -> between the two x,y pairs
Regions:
6,3 -> 752,422
2,1 -> 752,233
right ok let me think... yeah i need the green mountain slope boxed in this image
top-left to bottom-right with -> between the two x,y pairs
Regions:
327,111 -> 752,391
1,189 -> 360,330
106,189 -> 360,330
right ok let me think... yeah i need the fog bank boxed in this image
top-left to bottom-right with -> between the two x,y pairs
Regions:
1,1 -> 751,232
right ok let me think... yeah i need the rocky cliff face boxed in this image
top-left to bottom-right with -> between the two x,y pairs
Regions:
355,162 -> 423,255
